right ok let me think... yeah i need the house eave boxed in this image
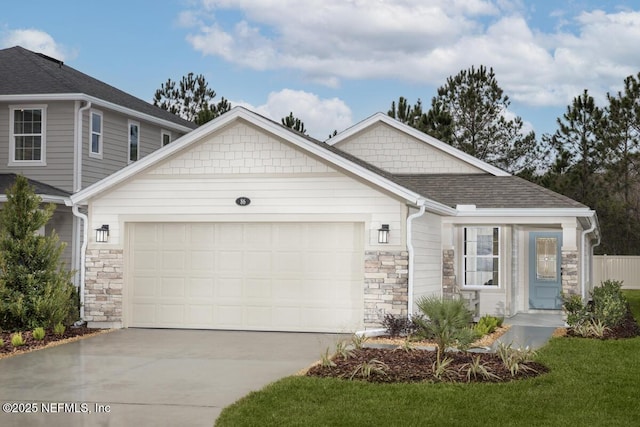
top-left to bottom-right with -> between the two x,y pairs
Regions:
0,93 -> 194,133
0,195 -> 70,205
454,207 -> 597,218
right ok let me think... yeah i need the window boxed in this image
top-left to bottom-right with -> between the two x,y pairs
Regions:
128,120 -> 139,162
463,227 -> 499,287
161,130 -> 171,147
90,110 -> 103,158
9,105 -> 46,165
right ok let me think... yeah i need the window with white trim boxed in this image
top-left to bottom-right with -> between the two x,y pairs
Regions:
161,130 -> 171,147
128,120 -> 139,162
9,105 -> 47,165
463,227 -> 499,287
90,110 -> 103,158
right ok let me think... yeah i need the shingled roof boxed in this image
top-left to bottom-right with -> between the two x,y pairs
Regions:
0,46 -> 196,130
0,174 -> 70,198
394,174 -> 587,209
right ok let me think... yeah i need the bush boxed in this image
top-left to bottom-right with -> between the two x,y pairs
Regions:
32,327 -> 46,340
414,296 -> 475,365
53,323 -> 66,336
381,313 -> 423,338
11,332 -> 25,347
473,315 -> 503,337
563,280 -> 628,330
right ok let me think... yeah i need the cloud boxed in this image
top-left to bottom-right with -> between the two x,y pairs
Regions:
181,1 -> 640,110
233,89 -> 353,140
0,28 -> 73,61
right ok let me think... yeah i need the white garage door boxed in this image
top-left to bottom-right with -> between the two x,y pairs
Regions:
127,222 -> 364,332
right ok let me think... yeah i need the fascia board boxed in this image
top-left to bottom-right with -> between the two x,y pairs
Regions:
0,195 -> 70,205
0,93 -> 193,133
454,208 -> 597,218
328,112 -> 510,177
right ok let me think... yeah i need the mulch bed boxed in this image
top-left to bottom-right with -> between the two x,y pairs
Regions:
0,326 -> 110,359
566,310 -> 640,339
306,347 -> 548,383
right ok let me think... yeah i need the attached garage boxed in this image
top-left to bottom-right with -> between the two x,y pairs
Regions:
127,222 -> 365,332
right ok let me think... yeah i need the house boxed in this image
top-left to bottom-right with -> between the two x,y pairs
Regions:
69,107 -> 599,332
0,46 -> 196,285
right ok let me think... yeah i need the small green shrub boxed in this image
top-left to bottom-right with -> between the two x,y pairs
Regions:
320,347 -> 336,368
562,294 -> 591,327
53,322 -> 66,336
473,315 -> 503,337
496,342 -> 538,376
349,359 -> 388,380
334,340 -> 354,360
0,338 -> 4,347
592,280 -> 627,327
32,327 -> 46,340
350,333 -> 367,350
461,355 -> 500,382
11,332 -> 25,347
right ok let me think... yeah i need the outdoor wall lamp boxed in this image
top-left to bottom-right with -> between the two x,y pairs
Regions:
95,224 -> 109,243
378,224 -> 390,244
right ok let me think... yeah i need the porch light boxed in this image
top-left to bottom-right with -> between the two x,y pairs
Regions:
95,225 -> 109,243
378,224 -> 390,244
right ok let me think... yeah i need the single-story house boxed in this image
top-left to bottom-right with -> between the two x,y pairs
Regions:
69,107 -> 599,332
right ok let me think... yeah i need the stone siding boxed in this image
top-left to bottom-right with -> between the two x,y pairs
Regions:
561,250 -> 579,296
363,251 -> 409,328
84,248 -> 124,325
442,249 -> 456,298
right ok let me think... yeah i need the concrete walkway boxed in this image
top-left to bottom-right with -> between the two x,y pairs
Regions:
0,329 -> 345,427
492,312 -> 565,351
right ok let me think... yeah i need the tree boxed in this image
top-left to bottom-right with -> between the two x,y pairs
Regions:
431,65 -> 540,174
281,112 -> 307,134
545,90 -> 607,207
153,73 -> 231,125
0,176 -> 77,329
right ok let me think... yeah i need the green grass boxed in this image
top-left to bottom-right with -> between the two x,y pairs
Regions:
216,293 -> 640,426
623,289 -> 640,321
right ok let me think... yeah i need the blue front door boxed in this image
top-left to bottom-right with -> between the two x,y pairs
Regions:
529,232 -> 563,309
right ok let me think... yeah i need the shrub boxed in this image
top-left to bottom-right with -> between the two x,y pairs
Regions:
0,338 -> 4,347
320,347 -> 336,368
461,355 -> 500,382
381,313 -> 423,338
53,323 -> 66,336
592,280 -> 627,327
32,327 -> 46,340
414,296 -> 475,366
496,342 -> 538,376
473,315 -> 503,337
562,294 -> 591,327
349,359 -> 388,380
11,332 -> 25,347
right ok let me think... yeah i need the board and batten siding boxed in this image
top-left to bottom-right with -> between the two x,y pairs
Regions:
333,122 -> 485,174
0,101 -> 76,192
88,121 -> 407,246
409,209 -> 442,310
82,108 -> 187,189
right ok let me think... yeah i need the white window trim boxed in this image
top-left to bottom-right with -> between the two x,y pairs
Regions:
161,129 -> 172,147
462,226 -> 501,289
8,104 -> 47,166
89,109 -> 103,159
128,120 -> 140,163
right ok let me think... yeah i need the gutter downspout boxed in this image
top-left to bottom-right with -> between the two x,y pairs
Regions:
406,200 -> 427,316
580,213 -> 598,301
72,205 -> 89,321
75,101 -> 91,192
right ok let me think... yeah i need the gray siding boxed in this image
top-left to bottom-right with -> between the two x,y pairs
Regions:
47,205 -> 74,269
0,101 -> 76,192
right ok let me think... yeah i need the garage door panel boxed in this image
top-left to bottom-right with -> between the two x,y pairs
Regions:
128,222 -> 364,332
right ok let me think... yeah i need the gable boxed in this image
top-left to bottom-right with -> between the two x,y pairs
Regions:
148,121 -> 338,176
333,122 -> 485,174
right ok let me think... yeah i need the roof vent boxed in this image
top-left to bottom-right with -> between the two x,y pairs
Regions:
36,52 -> 64,68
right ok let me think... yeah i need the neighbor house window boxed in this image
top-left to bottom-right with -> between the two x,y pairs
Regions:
90,110 -> 103,158
161,130 -> 171,146
9,105 -> 47,165
463,227 -> 499,287
128,120 -> 139,162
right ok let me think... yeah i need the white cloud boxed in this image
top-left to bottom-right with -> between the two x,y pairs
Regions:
1,29 -> 73,61
234,89 -> 353,140
181,1 -> 640,110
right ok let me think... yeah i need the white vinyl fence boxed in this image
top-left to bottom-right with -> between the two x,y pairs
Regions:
593,256 -> 640,289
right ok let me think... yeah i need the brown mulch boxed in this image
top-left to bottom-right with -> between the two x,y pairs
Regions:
566,310 -> 640,339
0,327 -> 111,359
306,347 -> 548,383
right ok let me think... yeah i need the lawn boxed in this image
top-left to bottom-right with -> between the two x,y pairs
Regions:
216,291 -> 640,427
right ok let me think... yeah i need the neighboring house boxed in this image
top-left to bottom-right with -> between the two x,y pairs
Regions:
0,46 -> 196,285
70,107 -> 599,332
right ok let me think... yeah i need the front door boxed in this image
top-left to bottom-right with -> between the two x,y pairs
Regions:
529,232 -> 563,309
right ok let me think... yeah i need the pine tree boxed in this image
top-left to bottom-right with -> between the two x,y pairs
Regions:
0,175 -> 77,329
281,112 -> 307,134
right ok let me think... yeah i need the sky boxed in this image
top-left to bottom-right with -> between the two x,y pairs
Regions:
2,0 -> 640,140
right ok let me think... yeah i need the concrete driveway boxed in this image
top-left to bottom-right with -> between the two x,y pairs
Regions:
0,329 -> 345,426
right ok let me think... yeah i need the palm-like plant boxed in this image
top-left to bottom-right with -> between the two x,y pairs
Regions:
415,296 -> 475,367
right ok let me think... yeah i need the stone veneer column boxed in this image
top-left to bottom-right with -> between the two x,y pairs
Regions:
561,250 -> 579,296
442,249 -> 456,298
84,248 -> 124,326
363,251 -> 409,328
